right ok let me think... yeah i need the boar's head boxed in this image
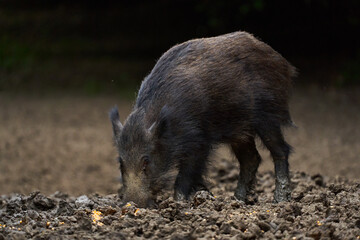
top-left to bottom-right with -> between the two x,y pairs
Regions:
109,106 -> 173,207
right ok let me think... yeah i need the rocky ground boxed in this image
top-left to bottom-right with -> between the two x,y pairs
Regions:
0,169 -> 359,239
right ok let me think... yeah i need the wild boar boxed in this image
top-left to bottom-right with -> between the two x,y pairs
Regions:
110,31 -> 296,207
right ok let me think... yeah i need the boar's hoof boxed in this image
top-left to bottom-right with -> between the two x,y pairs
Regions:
234,192 -> 258,205
234,192 -> 246,203
273,188 -> 291,203
174,191 -> 187,201
191,183 -> 212,196
245,192 -> 258,205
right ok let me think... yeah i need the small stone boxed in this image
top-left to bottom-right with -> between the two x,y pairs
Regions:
76,212 -> 92,231
57,200 -> 74,215
32,194 -> 56,210
307,228 -> 321,239
301,194 -> 314,203
75,195 -> 94,208
329,184 -> 343,194
27,210 -> 40,220
311,174 -> 324,187
68,216 -> 77,222
220,222 -> 232,234
248,223 -> 262,236
100,206 -> 117,216
193,191 -> 215,206
257,221 -> 271,232
355,219 -> 360,228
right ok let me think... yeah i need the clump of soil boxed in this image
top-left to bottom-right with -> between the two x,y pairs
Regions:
1,171 -> 359,239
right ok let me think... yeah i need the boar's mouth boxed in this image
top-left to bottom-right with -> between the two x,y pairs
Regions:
119,168 -> 177,208
120,186 -> 154,208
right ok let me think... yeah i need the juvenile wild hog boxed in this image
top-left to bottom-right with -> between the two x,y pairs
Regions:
110,31 -> 296,207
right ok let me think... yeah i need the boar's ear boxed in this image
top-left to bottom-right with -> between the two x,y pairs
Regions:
109,107 -> 123,143
149,105 -> 171,140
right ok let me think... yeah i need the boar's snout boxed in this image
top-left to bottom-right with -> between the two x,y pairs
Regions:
122,191 -> 154,208
120,173 -> 155,208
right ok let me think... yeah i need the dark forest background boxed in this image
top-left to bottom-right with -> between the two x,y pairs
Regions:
1,0 -> 359,95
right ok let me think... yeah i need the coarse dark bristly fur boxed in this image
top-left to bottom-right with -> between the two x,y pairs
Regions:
110,31 -> 297,207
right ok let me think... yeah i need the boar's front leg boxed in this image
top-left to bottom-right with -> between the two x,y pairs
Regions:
231,137 -> 261,204
174,146 -> 211,201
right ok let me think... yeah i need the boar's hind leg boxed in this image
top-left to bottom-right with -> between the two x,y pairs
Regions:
231,137 -> 261,204
257,126 -> 292,202
174,148 -> 210,201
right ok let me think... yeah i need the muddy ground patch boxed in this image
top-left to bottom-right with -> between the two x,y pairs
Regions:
0,170 -> 359,239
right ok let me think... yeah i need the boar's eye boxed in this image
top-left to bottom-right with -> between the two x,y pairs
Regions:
117,157 -> 124,169
141,156 -> 150,172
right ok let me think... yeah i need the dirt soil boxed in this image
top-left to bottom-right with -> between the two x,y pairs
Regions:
0,87 -> 360,239
0,171 -> 359,239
